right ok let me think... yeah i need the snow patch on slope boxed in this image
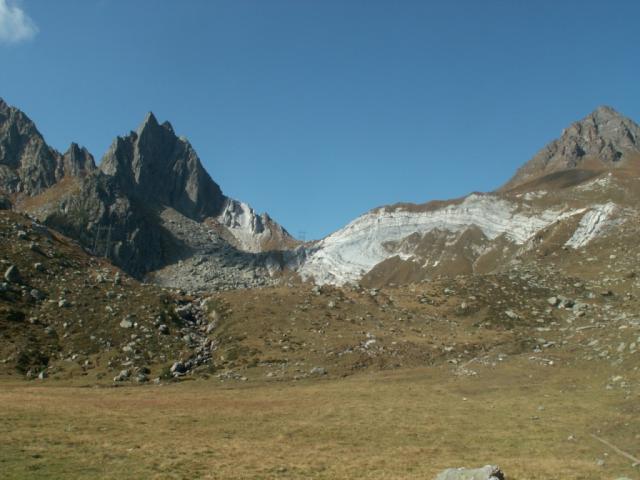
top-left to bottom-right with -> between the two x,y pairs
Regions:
519,190 -> 547,201
298,194 -> 591,285
216,199 -> 268,253
564,203 -> 617,248
575,173 -> 614,192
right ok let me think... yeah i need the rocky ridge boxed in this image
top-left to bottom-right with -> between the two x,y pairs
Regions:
0,99 -> 95,198
290,106 -> 640,287
504,106 -> 640,190
0,98 -> 295,286
2,99 -> 639,294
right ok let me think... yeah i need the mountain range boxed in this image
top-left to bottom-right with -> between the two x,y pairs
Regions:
294,105 -> 640,286
1,98 -> 639,290
1,99 -> 296,288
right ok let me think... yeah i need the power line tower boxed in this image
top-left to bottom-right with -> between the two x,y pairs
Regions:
297,230 -> 306,242
104,224 -> 112,259
92,224 -> 113,259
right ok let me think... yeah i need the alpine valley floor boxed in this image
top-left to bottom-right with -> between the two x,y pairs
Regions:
1,204 -> 640,479
0,356 -> 638,480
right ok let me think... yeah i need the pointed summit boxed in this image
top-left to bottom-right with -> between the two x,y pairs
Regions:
57,143 -> 96,179
0,99 -> 59,194
578,105 -> 632,130
578,105 -> 622,128
503,106 -> 640,190
137,111 -> 160,135
100,112 -> 225,220
592,104 -> 618,116
161,120 -> 174,134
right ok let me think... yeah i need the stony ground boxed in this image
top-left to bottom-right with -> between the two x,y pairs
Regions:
0,209 -> 222,383
1,209 -> 639,479
145,207 -> 282,292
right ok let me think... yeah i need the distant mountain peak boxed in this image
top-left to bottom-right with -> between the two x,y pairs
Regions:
59,143 -> 95,178
503,106 -> 640,190
100,112 -> 225,220
66,142 -> 86,155
0,100 -> 59,194
136,112 -> 174,136
579,105 -> 631,129
592,104 -> 618,116
161,120 -> 174,134
0,102 -> 97,194
137,111 -> 160,135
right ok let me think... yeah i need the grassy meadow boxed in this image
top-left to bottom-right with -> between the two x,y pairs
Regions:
1,354 -> 637,479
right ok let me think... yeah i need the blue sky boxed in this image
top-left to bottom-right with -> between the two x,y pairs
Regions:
1,1 -> 638,240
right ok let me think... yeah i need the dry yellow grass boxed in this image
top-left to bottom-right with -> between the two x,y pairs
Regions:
1,355 -> 637,480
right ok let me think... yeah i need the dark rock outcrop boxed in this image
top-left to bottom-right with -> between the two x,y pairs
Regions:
0,99 -> 95,195
0,98 -> 59,194
0,101 -> 295,286
0,194 -> 11,210
43,172 -> 177,277
100,112 -> 225,221
58,143 -> 95,179
0,98 -> 293,284
0,100 -> 207,277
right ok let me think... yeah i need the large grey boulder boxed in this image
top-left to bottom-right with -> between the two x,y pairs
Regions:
4,264 -> 21,283
434,465 -> 505,480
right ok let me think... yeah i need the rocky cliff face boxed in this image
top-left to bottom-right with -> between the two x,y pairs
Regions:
503,106 -> 640,190
58,143 -> 95,180
100,113 -> 225,221
0,99 -> 95,196
0,98 -> 294,285
41,173 -> 174,277
0,98 -> 59,195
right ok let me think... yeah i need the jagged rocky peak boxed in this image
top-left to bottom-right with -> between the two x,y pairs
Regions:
0,98 -> 59,194
0,99 -> 97,195
100,112 -> 225,220
58,142 -> 96,179
504,106 -> 640,189
565,105 -> 639,153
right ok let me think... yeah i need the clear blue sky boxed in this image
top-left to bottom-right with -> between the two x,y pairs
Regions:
1,1 -> 638,240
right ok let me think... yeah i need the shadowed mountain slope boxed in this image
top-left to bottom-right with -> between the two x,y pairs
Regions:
0,99 -> 295,283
